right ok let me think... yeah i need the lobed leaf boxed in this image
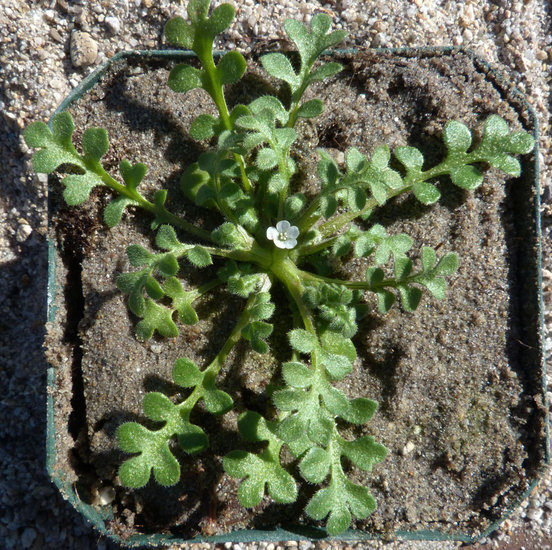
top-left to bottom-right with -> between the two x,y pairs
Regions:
217,51 -> 247,85
135,299 -> 178,340
261,53 -> 300,91
164,16 -> 194,49
168,64 -> 203,93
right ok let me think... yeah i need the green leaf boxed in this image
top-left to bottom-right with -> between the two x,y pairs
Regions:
212,222 -> 248,248
187,0 -> 210,23
332,234 -> 351,257
164,277 -> 199,324
206,3 -> 235,35
256,148 -> 278,170
422,277 -> 446,300
394,146 -> 424,171
135,299 -> 178,340
272,388 -> 309,411
177,422 -> 209,455
104,196 -> 137,227
145,275 -> 164,300
158,254 -> 179,277
299,447 -> 330,483
143,392 -> 174,421
224,412 -> 297,506
449,164 -> 483,190
346,147 -> 366,172
51,111 -> 76,144
421,246 -> 437,272
398,285 -> 422,312
393,256 -> 412,279
288,328 -> 317,354
62,173 -> 103,205
434,252 -> 458,276
320,331 -> 356,363
164,16 -> 194,48
281,361 -> 314,388
482,114 -> 509,138
340,397 -> 378,424
203,387 -> 233,415
296,99 -> 324,118
242,321 -> 273,354
371,145 -> 391,170
503,131 -> 535,155
189,114 -> 218,140
187,246 -> 212,267
32,146 -> 77,174
82,127 -> 109,161
116,423 -> 181,487
217,51 -> 247,84
308,62 -> 342,83
319,382 -> 349,415
172,357 -> 202,388
341,436 -> 388,471
443,120 -> 472,153
306,480 -> 377,536
261,53 -> 300,91
320,195 -> 337,218
249,293 -> 275,321
412,181 -> 441,204
156,225 -> 181,251
284,193 -> 307,220
127,244 -> 153,267
488,153 -> 520,176
168,64 -> 203,93
119,160 -> 147,190
376,290 -> 395,314
249,96 -> 288,125
24,120 -> 52,148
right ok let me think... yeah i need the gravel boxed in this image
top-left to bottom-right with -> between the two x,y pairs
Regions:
0,0 -> 550,549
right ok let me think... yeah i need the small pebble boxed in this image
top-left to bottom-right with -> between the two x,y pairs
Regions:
16,222 -> 32,243
105,16 -> 121,34
527,507 -> 544,521
99,486 -> 116,505
70,30 -> 98,67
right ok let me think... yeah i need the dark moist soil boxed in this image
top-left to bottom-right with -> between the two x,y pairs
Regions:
45,49 -> 547,542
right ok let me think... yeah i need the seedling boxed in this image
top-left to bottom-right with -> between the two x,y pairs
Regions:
25,0 -> 535,536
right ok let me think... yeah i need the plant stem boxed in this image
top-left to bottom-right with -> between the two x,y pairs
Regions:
196,44 -> 252,194
93,163 -> 213,242
176,292 -> 259,419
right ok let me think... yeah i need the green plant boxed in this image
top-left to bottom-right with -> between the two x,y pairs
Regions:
24,0 -> 535,536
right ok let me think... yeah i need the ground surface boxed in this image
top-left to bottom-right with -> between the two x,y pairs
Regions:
0,1 -> 551,549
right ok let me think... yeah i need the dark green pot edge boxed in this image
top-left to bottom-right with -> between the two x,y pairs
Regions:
45,47 -> 549,547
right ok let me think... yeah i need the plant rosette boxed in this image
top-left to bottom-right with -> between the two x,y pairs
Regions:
28,0 -> 548,546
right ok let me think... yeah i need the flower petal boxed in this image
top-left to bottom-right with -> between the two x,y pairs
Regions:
266,226 -> 278,241
276,220 -> 291,232
282,238 -> 297,249
287,226 -> 300,239
273,238 -> 287,249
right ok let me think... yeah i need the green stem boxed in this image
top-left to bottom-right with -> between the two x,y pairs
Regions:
93,163 -> 213,242
269,251 -> 315,333
203,239 -> 272,267
176,292 -> 259,418
302,154 -> 491,239
299,266 -> 416,292
196,43 -> 252,194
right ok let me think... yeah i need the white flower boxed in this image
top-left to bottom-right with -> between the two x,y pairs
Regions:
266,220 -> 300,249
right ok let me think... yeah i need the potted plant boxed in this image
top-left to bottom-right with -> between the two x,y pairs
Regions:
27,0 -> 548,546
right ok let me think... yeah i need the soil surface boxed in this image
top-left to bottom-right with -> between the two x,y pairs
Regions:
46,51 -> 546,543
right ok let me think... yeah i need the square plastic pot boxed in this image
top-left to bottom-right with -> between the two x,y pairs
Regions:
46,48 -> 549,547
